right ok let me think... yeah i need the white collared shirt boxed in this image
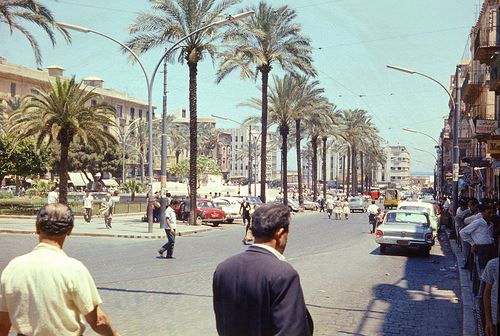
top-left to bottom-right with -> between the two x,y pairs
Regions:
0,243 -> 102,336
460,217 -> 494,246
251,244 -> 286,261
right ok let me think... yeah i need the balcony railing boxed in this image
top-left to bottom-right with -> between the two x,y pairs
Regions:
472,26 -> 500,63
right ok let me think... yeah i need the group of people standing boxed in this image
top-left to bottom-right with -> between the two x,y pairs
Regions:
324,197 -> 350,220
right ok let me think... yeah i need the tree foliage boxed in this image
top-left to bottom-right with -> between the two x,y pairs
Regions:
171,155 -> 221,190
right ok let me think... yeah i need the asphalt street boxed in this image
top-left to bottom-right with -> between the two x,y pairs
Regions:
0,211 -> 461,336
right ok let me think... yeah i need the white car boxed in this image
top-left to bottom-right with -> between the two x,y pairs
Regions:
213,197 -> 242,223
397,201 -> 440,234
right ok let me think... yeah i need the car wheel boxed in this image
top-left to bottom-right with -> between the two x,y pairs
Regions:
226,219 -> 234,224
213,222 -> 220,227
380,244 -> 387,254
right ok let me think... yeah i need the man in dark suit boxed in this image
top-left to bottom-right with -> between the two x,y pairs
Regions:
212,203 -> 312,336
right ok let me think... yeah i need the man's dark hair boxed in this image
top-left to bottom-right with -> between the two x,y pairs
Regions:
251,204 -> 290,240
50,186 -> 56,192
479,203 -> 495,213
36,204 -> 74,236
371,200 -> 375,204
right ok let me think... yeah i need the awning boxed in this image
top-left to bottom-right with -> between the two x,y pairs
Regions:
68,172 -> 87,187
101,179 -> 119,187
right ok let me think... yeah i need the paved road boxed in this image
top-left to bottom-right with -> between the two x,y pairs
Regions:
0,211 -> 461,335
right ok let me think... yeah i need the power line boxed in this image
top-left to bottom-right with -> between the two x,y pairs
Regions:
316,26 -> 470,50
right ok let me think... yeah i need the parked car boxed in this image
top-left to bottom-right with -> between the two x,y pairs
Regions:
271,197 -> 300,212
375,210 -> 434,256
303,199 -> 319,211
397,201 -> 440,233
348,196 -> 368,213
213,198 -> 241,223
174,199 -> 226,227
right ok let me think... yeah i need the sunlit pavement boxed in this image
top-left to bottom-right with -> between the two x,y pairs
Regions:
0,211 -> 461,336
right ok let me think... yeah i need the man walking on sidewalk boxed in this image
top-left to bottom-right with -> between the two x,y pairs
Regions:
158,201 -> 177,259
82,189 -> 94,223
0,204 -> 119,336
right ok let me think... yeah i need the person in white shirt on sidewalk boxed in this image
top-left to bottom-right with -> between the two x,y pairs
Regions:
367,200 -> 380,234
47,186 -> 58,205
82,189 -> 94,223
460,203 -> 496,270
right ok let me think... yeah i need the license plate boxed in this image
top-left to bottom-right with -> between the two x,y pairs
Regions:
397,240 -> 409,246
211,214 -> 218,218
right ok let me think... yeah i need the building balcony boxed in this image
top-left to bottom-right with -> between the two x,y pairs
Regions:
462,65 -> 487,103
490,54 -> 500,91
473,26 -> 500,64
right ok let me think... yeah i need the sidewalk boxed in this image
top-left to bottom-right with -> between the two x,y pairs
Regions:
0,215 -> 213,239
446,233 -> 478,336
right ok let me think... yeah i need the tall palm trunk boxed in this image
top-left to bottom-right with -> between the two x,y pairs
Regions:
311,135 -> 319,201
351,144 -> 357,196
59,137 -> 71,205
346,147 -> 351,196
342,154 -> 346,193
188,61 -> 198,225
259,66 -> 271,203
280,125 -> 289,205
360,151 -> 364,194
322,136 -> 327,201
295,119 -> 304,207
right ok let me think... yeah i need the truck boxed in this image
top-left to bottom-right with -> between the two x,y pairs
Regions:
383,189 -> 400,209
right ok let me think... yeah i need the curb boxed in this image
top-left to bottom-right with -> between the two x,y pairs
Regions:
0,227 -> 212,239
0,213 -> 144,219
447,234 -> 478,336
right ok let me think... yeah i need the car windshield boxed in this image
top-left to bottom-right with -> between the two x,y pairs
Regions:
213,200 -> 229,207
349,197 -> 360,202
247,196 -> 263,204
384,212 -> 428,225
197,201 -> 215,208
399,206 -> 431,215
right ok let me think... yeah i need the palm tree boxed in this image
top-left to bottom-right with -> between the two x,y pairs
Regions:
337,109 -> 376,196
217,2 -> 316,202
0,0 -> 70,66
8,77 -> 117,204
127,0 -> 238,224
291,77 -> 326,207
304,106 -> 337,201
167,123 -> 189,164
0,97 -> 23,133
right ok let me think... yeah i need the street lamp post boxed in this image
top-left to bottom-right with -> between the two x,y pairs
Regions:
58,10 -> 254,233
390,63 -> 460,215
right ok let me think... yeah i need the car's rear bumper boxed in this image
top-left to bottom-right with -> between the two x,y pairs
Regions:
375,237 -> 434,248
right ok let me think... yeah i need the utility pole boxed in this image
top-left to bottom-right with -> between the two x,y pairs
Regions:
160,48 -> 168,228
452,65 -> 461,218
248,125 -> 252,195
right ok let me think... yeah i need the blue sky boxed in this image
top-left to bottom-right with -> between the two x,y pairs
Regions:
0,0 -> 480,173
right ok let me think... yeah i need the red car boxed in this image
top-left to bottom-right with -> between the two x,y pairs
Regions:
174,199 -> 226,227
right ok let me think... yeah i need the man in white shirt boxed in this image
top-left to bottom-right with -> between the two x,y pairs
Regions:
47,186 -> 58,205
367,200 -> 380,234
82,189 -> 94,223
0,204 -> 119,336
460,203 -> 496,269
158,200 -> 177,259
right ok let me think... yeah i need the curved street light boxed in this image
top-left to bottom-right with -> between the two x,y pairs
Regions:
388,64 -> 460,214
58,10 -> 254,233
402,128 -> 439,146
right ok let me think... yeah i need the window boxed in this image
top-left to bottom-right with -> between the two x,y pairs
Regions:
10,83 -> 16,97
241,136 -> 243,142
139,110 -> 143,119
91,99 -> 97,106
130,107 -> 135,120
182,109 -> 186,118
30,88 -> 39,95
116,105 -> 123,118
241,164 -> 244,170
235,136 -> 238,142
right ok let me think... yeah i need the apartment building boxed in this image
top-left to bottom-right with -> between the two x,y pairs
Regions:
226,124 -> 278,184
0,57 -> 156,180
376,146 -> 411,188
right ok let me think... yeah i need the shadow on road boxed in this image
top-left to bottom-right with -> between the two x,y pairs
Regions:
354,235 -> 461,335
98,286 -> 212,298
